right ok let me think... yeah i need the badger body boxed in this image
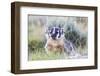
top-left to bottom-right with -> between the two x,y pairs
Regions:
45,26 -> 64,53
45,25 -> 79,57
45,37 -> 64,53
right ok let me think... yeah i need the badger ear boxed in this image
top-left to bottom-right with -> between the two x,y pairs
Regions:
58,23 -> 64,28
58,24 -> 61,28
61,28 -> 65,34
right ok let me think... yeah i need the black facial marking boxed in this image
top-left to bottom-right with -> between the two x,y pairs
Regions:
47,26 -> 64,40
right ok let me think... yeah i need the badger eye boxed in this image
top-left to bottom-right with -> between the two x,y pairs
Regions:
56,30 -> 58,32
50,31 -> 52,34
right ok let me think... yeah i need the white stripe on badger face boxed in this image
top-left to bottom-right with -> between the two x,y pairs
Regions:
52,27 -> 55,34
57,30 -> 60,39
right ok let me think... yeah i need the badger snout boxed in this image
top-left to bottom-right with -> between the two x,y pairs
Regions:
51,34 -> 57,40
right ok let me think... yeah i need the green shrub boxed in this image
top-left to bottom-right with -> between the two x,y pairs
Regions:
65,24 -> 87,49
28,40 -> 45,52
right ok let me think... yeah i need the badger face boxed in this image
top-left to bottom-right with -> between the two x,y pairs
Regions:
47,26 -> 64,40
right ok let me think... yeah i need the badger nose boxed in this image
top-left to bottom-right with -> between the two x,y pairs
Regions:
51,35 -> 56,40
52,37 -> 56,40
